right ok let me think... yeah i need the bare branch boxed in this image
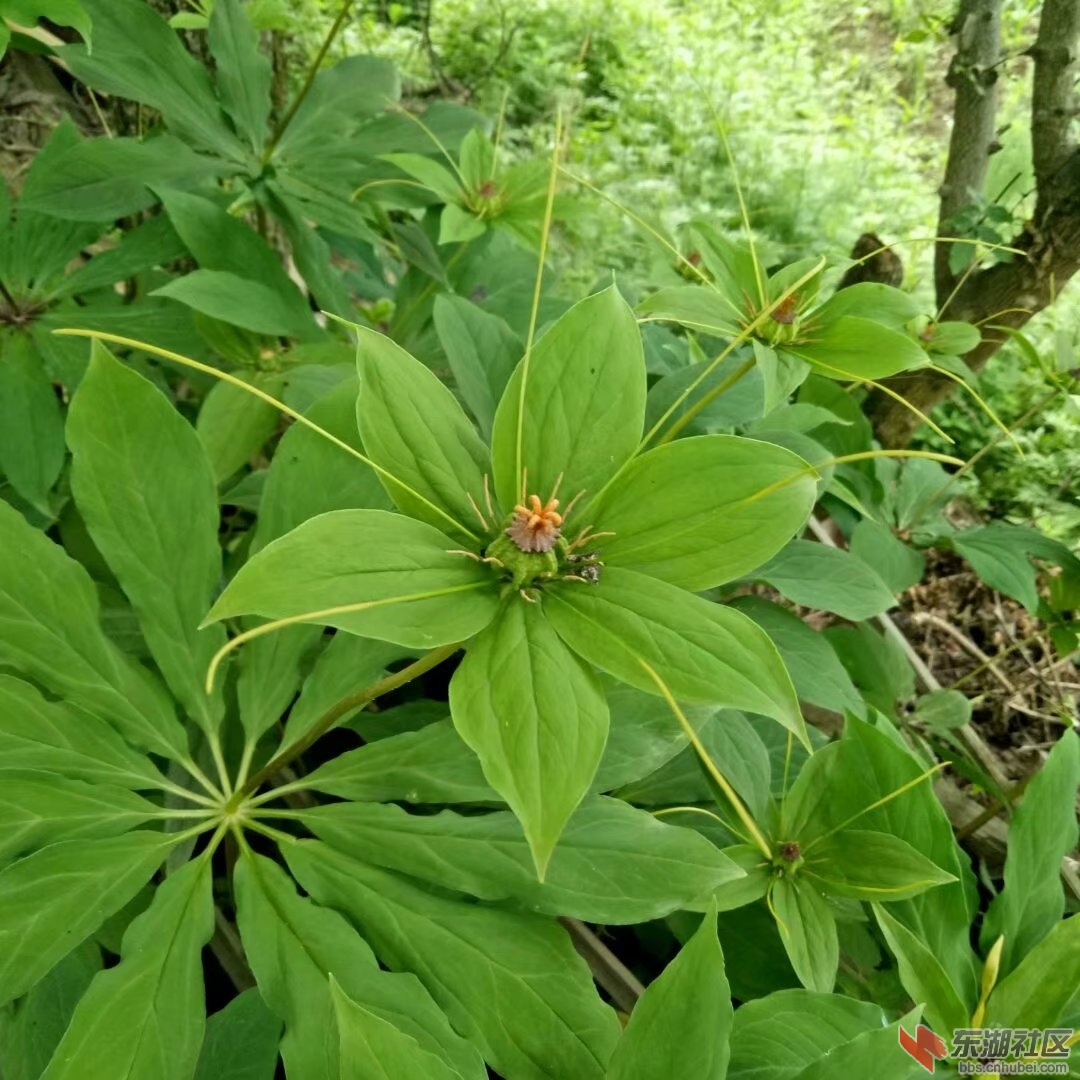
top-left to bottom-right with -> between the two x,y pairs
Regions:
1031,0 -> 1080,216
935,0 -> 1005,300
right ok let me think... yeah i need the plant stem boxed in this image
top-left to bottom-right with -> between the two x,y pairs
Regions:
654,355 -> 756,446
261,0 -> 353,166
237,641 -> 462,799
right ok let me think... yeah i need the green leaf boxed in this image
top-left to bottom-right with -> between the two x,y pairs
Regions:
0,676 -> 168,790
873,904 -> 968,1035
235,850 -> 484,1080
0,775 -> 158,867
282,633 -> 404,747
253,375 -> 389,550
784,1009 -> 925,1080
792,316 -> 928,381
771,877 -> 838,993
331,977 -> 462,1080
236,624 -> 322,745
354,326 -> 491,540
0,0 -> 90,53
276,56 -> 400,160
589,435 -> 816,589
809,283 -> 922,332
62,0 -> 246,161
39,856 -> 214,1080
303,719 -> 497,805
606,908 -> 732,1080
208,0 -> 272,153
0,333 -> 64,513
449,600 -> 609,876
594,682 -> 717,792
826,624 -> 914,716
156,187 -> 316,333
286,841 -> 622,1080
728,990 -> 896,1080
545,568 -> 807,746
381,152 -> 463,204
952,525 -> 1040,612
440,203 -> 487,245
207,508 -> 500,649
913,689 -> 971,732
0,499 -> 187,760
458,127 -> 494,190
636,284 -> 742,337
490,285 -> 646,514
196,374 -> 283,482
981,730 -> 1080,973
193,989 -> 282,1080
302,796 -> 743,924
18,134 -> 226,220
56,214 -> 186,299
803,830 -> 956,901
0,831 -> 176,1007
756,540 -> 897,620
153,269 -> 319,340
785,719 -> 977,1004
433,294 -> 521,439
0,941 -> 100,1080
68,342 -> 226,734
927,321 -> 981,356
850,519 -> 924,593
728,597 -> 863,715
985,914 -> 1080,1028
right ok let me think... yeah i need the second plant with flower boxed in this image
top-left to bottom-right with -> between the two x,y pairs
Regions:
202,284 -> 819,873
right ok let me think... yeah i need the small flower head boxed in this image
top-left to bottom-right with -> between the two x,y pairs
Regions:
506,494 -> 563,553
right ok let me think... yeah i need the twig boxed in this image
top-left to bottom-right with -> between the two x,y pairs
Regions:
911,610 -> 1016,693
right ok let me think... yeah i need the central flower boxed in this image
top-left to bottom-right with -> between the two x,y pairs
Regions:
506,494 -> 563,553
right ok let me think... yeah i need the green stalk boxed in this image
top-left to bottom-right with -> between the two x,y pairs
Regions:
261,0 -> 353,166
236,641 -> 462,800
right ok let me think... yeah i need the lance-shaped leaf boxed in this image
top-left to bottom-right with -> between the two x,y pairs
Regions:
252,375 -> 389,550
300,796 -> 744,924
606,908 -> 732,1080
490,285 -> 646,513
234,850 -> 484,1080
802,831 -> 956,902
286,842 -> 622,1080
0,499 -> 187,760
39,855 -> 214,1080
985,914 -> 1080,1029
61,0 -> 246,162
433,294 -> 521,439
206,509 -> 501,649
207,0 -> 272,153
784,718 -> 978,1006
449,600 -> 609,877
771,877 -> 838,994
193,989 -> 282,1080
68,343 -> 226,734
754,541 -> 896,621
981,729 -> 1080,974
303,719 -> 498,805
636,284 -> 742,337
788,317 -> 929,381
873,905 -> 968,1036
0,676 -> 168,791
355,327 -> 492,541
0,831 -> 177,1006
545,569 -> 806,746
0,775 -> 159,867
331,977 -> 464,1080
0,332 -> 64,513
588,435 -> 816,589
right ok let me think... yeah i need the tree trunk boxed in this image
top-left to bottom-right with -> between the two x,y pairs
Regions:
867,0 -> 1080,447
